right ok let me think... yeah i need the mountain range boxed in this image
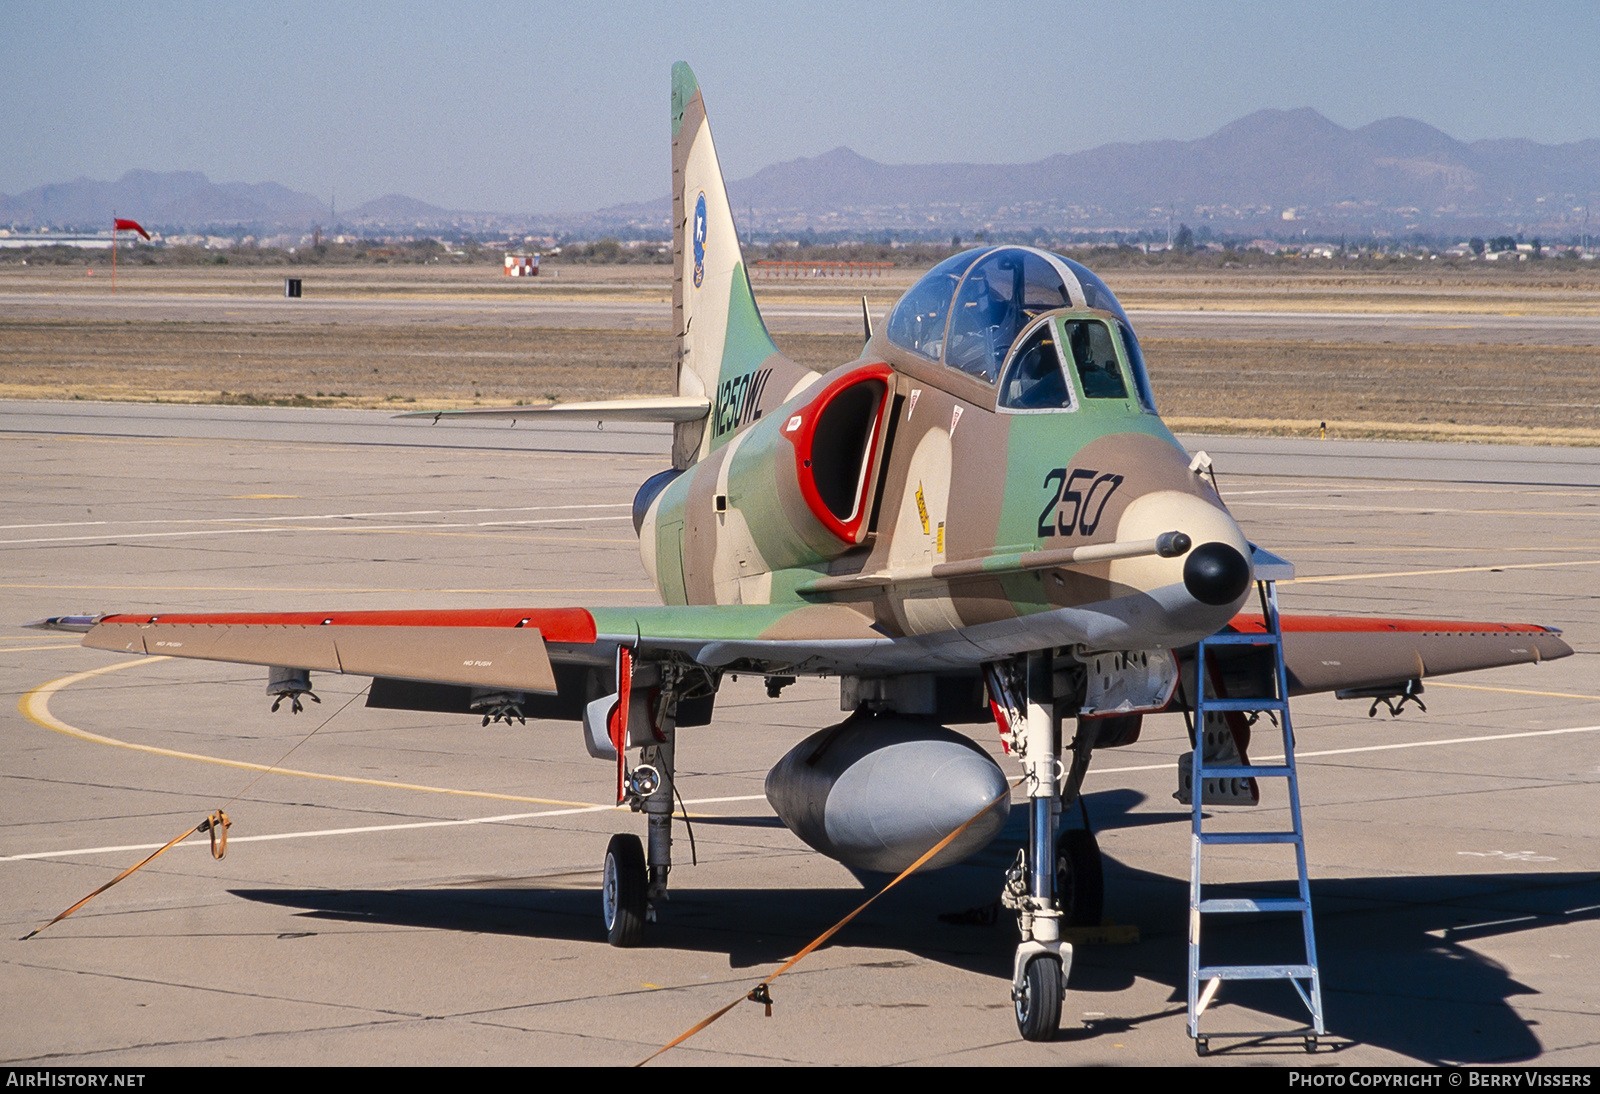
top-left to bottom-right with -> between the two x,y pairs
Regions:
4,110 -> 1596,238
614,109 -> 1600,237
0,169 -> 475,234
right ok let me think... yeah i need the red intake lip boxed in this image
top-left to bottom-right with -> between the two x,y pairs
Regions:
786,363 -> 893,544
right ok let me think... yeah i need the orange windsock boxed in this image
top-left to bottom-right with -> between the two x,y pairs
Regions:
114,218 -> 150,240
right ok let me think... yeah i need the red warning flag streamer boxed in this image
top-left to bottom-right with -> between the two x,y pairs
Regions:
114,218 -> 150,240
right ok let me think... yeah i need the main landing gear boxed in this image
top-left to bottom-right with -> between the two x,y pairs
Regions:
600,657 -> 688,947
1057,821 -> 1104,929
987,650 -> 1103,1042
603,833 -> 647,946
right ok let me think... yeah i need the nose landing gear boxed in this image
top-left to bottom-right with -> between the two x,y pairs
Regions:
987,651 -> 1097,1042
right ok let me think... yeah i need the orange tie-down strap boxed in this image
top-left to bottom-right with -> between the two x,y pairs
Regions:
20,810 -> 230,941
636,779 -> 1023,1066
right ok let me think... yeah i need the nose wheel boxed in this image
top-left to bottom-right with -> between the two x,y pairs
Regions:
602,833 -> 647,946
1014,954 -> 1063,1042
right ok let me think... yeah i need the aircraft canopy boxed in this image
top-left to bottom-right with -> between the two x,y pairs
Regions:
886,246 -> 1139,388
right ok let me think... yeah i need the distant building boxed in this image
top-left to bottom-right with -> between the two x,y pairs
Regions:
0,231 -> 115,250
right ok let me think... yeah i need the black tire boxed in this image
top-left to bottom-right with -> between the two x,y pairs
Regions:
602,833 -> 647,947
1014,955 -> 1062,1042
1056,827 -> 1104,928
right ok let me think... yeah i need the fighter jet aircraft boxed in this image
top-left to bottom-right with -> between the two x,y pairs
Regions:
30,63 -> 1571,1044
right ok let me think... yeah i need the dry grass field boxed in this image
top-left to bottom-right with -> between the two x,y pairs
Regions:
2,263 -> 1597,444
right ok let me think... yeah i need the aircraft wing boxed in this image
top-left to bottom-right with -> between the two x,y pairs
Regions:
1239,614 -> 1573,695
396,396 -> 710,424
29,605 -> 1569,710
27,604 -> 897,690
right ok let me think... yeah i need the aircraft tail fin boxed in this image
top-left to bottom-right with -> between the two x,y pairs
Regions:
670,62 -> 810,468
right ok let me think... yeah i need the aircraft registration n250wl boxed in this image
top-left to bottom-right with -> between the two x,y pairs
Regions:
30,64 -> 1572,1046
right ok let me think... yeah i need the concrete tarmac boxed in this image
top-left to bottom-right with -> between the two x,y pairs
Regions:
5,287 -> 1600,345
2,403 -> 1597,1066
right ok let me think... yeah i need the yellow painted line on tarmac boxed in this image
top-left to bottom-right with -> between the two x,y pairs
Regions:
1287,556 -> 1600,584
18,658 -> 597,809
1428,682 -> 1600,702
0,643 -> 80,652
1289,545 -> 1600,554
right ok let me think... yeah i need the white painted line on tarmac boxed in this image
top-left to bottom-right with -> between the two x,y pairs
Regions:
0,794 -> 771,863
1095,723 -> 1600,776
1232,500 -> 1600,519
0,502 -> 631,532
1,514 -> 631,546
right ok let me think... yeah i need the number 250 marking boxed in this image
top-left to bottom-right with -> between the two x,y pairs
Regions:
1038,468 -> 1123,537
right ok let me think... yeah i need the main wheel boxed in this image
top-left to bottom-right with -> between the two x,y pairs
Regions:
1056,827 -> 1104,927
602,833 -> 647,947
1014,955 -> 1062,1041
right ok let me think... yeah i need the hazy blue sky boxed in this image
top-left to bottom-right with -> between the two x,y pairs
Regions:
5,1 -> 1596,213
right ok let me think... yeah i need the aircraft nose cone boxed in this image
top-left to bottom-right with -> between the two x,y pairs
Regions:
1183,541 -> 1251,606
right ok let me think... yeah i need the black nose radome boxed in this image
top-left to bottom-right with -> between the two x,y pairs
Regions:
1183,542 -> 1251,606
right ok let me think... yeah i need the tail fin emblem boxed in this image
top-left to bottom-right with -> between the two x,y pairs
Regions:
692,192 -> 707,288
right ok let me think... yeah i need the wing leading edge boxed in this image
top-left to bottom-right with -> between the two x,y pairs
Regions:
28,603 -> 1570,712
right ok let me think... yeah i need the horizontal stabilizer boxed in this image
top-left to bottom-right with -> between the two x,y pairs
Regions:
398,396 -> 711,424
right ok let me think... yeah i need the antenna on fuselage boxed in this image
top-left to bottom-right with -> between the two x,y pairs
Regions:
860,295 -> 873,344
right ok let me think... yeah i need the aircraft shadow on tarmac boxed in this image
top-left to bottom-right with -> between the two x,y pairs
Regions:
232,789 -> 1599,1063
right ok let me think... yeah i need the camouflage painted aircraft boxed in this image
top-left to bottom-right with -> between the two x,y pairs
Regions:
31,63 -> 1572,1042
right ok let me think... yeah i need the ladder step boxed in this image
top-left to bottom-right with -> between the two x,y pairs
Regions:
1190,582 -> 1324,1039
1201,632 -> 1283,646
1198,698 -> 1288,712
1196,764 -> 1293,779
1198,898 -> 1309,914
1198,965 -> 1318,981
1199,831 -> 1300,845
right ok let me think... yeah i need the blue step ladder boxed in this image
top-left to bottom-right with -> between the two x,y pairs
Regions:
1187,575 -> 1325,1056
